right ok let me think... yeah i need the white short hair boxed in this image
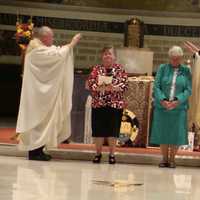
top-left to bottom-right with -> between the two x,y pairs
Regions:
168,46 -> 183,58
33,26 -> 53,38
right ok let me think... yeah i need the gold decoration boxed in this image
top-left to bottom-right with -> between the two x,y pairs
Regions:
125,18 -> 144,48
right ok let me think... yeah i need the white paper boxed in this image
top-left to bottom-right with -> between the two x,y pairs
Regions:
98,75 -> 113,85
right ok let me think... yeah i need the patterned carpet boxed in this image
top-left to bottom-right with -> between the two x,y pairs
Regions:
0,128 -> 200,157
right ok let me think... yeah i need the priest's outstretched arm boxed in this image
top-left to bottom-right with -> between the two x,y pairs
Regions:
68,33 -> 82,48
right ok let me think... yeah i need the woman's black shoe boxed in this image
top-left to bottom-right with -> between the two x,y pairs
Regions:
158,162 -> 169,168
93,154 -> 102,163
109,154 -> 116,164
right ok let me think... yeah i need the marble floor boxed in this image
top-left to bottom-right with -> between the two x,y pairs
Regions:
0,156 -> 200,200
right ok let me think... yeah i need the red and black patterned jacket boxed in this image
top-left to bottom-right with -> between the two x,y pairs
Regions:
87,63 -> 128,109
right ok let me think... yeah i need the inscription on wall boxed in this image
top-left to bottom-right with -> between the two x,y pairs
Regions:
0,13 -> 124,33
144,24 -> 200,37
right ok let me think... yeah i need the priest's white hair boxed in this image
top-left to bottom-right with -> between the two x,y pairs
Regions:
168,46 -> 184,58
33,26 -> 53,38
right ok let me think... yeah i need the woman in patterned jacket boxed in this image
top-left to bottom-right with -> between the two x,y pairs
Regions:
87,46 -> 128,164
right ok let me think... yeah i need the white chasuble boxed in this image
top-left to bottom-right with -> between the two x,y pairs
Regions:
16,39 -> 74,150
189,53 -> 200,129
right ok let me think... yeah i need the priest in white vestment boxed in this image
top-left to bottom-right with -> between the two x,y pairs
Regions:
16,26 -> 81,160
184,41 -> 200,145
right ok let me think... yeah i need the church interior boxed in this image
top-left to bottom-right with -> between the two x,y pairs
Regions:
1,0 -> 200,199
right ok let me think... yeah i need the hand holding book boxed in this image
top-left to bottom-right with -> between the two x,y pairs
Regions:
98,75 -> 113,85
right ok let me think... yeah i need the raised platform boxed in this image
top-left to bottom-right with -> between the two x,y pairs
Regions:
0,143 -> 199,167
1,128 -> 200,167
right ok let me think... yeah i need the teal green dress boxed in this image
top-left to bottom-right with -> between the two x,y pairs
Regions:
150,64 -> 192,145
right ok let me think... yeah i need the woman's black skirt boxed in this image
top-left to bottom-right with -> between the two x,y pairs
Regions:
92,106 -> 123,138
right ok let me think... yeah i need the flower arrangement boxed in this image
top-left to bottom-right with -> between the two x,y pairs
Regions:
16,16 -> 34,50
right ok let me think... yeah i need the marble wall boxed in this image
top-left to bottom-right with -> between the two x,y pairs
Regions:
1,1 -> 200,71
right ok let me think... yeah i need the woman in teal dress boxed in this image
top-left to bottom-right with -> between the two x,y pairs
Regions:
150,46 -> 192,168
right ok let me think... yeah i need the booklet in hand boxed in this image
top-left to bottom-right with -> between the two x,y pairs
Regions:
98,75 -> 113,85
